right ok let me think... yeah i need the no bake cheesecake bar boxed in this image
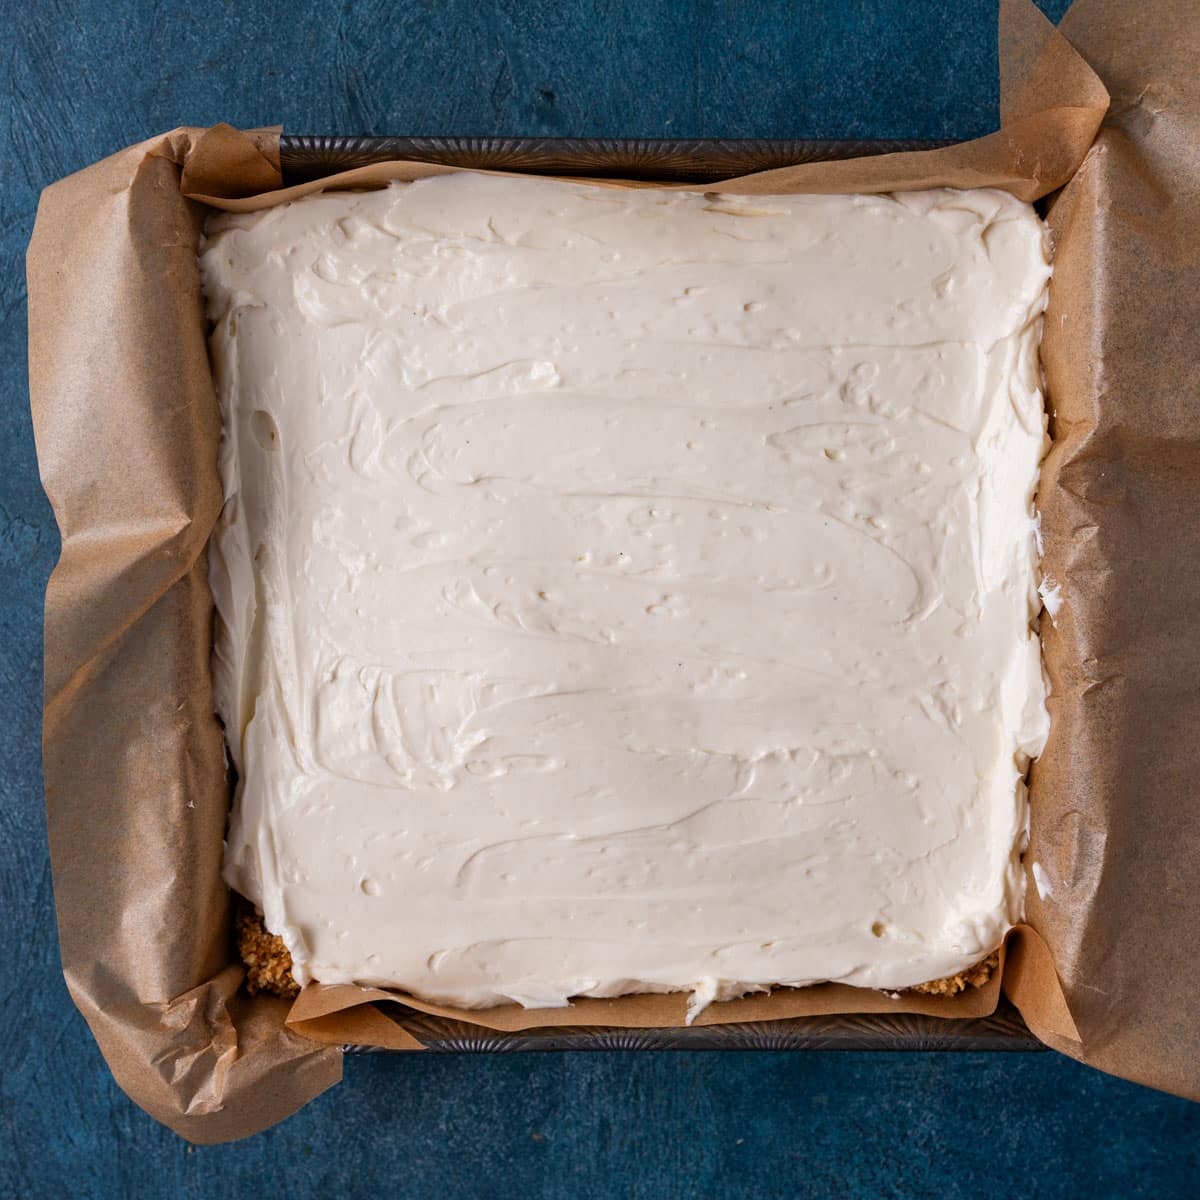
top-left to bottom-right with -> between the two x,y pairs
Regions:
201,174 -> 1050,1015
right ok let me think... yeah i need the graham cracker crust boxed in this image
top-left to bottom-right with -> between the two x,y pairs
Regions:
908,950 -> 999,996
235,905 -> 300,998
234,906 -> 997,1002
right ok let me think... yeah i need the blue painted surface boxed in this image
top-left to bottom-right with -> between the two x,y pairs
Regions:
4,1 -> 1199,1195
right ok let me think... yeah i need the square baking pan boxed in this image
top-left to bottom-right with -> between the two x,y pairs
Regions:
275,133 -> 1039,1052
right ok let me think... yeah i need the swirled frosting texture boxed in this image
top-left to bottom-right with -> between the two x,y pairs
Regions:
201,175 -> 1050,1012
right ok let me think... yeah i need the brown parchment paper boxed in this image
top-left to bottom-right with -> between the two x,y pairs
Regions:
1027,0 -> 1200,1100
28,0 -> 1194,1142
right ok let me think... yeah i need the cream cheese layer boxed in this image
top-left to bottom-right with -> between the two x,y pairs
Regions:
201,175 -> 1051,1012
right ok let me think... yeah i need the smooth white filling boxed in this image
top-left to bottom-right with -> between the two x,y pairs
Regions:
202,175 -> 1051,1013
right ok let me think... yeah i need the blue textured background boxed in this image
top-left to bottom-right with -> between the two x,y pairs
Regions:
5,1 -> 1199,1195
